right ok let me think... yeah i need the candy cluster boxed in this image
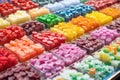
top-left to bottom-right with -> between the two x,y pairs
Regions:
0,18 -> 10,29
73,36 -> 104,54
4,36 -> 44,62
0,48 -> 18,72
0,63 -> 41,80
30,53 -> 65,78
85,11 -> 113,25
90,27 -> 119,45
111,2 -> 120,9
11,0 -> 38,10
74,56 -> 114,80
51,44 -> 86,66
55,4 -> 94,21
70,16 -> 99,32
6,10 -> 31,24
36,14 -> 64,28
20,20 -> 45,35
0,25 -> 25,45
51,22 -> 84,41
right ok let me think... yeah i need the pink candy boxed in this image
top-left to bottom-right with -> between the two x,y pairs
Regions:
51,44 -> 86,66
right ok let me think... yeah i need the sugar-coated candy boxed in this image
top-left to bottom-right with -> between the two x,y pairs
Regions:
0,18 -> 10,29
73,36 -> 104,54
30,53 -> 65,78
4,36 -> 44,62
12,0 -> 38,10
51,44 -> 86,66
73,56 -> 114,80
90,27 -> 119,45
0,0 -> 8,3
53,69 -> 94,80
6,10 -> 31,24
32,31 -> 66,50
100,7 -> 120,19
55,4 -> 94,21
70,16 -> 99,32
111,2 -> 120,10
36,14 -> 64,28
0,2 -> 20,17
0,48 -> 18,72
0,25 -> 25,45
20,20 -> 45,35
0,63 -> 41,80
28,7 -> 50,19
85,11 -> 113,25
51,22 -> 84,41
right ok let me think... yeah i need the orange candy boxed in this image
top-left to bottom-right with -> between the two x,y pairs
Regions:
89,68 -> 96,75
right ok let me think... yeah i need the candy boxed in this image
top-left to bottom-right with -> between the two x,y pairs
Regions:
0,48 -> 18,72
32,31 -> 66,50
51,22 -> 84,41
36,14 -> 64,28
0,18 -> 10,29
73,36 -> 104,54
6,10 -> 31,24
0,63 -> 41,80
28,7 -> 50,19
20,20 -> 45,35
111,2 -> 120,9
90,27 -> 119,45
51,44 -> 86,66
0,25 -> 25,45
4,36 -> 44,62
85,11 -> 113,25
30,53 -> 65,78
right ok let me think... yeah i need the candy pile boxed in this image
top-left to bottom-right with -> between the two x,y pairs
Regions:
28,7 -> 50,19
36,14 -> 64,28
0,25 -> 25,45
20,20 -> 45,35
55,4 -> 94,21
111,2 -> 120,9
73,56 -> 114,80
0,0 -> 8,3
85,11 -> 113,25
53,69 -> 94,80
70,16 -> 99,32
0,18 -> 10,29
11,0 -> 38,10
32,31 -> 66,50
0,48 -> 18,72
0,2 -> 19,17
30,53 -> 65,78
0,63 -> 41,80
73,36 -> 104,54
51,44 -> 86,66
6,10 -> 31,24
90,27 -> 119,45
4,36 -> 44,62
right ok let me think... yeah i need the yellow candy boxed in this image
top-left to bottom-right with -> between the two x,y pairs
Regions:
0,18 -> 10,29
99,53 -> 111,62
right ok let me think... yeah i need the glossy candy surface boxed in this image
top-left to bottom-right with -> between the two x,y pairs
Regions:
0,18 -> 10,29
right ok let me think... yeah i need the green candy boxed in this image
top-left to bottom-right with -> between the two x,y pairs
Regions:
103,48 -> 109,53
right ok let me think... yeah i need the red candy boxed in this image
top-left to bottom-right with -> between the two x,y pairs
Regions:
32,31 -> 66,50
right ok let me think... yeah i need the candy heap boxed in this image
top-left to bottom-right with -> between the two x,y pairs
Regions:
0,2 -> 20,17
73,36 -> 104,54
20,20 -> 45,35
32,31 -> 66,50
0,0 -> 8,3
6,10 -> 31,24
74,56 -> 114,80
0,18 -> 10,29
4,36 -> 44,62
30,53 -> 65,78
11,0 -> 38,10
51,22 -> 84,41
70,16 -> 99,32
53,69 -> 94,80
28,7 -> 50,19
0,48 -> 18,72
111,2 -> 120,9
0,63 -> 41,80
90,27 -> 119,45
85,11 -> 113,25
51,44 -> 86,66
0,25 -> 25,45
36,14 -> 64,28
100,7 -> 120,19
